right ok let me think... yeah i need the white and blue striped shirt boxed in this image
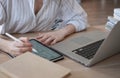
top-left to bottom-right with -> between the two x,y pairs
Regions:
0,0 -> 87,34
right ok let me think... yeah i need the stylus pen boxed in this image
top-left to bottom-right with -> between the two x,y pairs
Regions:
5,33 -> 38,53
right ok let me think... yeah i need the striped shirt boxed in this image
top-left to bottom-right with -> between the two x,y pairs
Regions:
0,0 -> 87,34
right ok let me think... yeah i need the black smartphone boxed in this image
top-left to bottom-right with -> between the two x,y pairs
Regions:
29,39 -> 64,62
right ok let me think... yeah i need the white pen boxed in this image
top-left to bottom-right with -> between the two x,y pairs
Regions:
5,33 -> 38,53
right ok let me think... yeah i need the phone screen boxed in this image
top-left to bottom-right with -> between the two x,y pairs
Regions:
29,39 -> 64,62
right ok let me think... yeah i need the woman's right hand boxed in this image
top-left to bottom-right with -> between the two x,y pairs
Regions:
5,37 -> 32,56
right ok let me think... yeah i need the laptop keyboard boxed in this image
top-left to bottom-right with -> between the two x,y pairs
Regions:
72,39 -> 104,59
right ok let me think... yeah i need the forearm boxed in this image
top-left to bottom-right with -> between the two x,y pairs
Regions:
58,24 -> 76,37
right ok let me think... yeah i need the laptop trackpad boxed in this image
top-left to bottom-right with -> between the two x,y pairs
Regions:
71,36 -> 93,45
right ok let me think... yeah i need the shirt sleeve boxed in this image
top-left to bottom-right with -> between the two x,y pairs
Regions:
0,1 -> 6,25
58,0 -> 88,32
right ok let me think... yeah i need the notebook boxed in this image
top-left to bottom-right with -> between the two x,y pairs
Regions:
51,21 -> 120,66
0,52 -> 70,78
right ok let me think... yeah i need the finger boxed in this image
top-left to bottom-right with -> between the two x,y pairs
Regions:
13,42 -> 32,53
43,37 -> 55,45
36,32 -> 46,39
22,42 -> 32,47
50,39 -> 57,45
19,47 -> 32,53
36,34 -> 44,39
18,43 -> 32,48
13,41 -> 24,47
19,37 -> 29,42
38,35 -> 50,42
14,41 -> 32,47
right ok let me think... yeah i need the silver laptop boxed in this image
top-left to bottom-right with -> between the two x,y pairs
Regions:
52,21 -> 120,67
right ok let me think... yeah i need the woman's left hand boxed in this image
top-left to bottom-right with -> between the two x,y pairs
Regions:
36,30 -> 66,45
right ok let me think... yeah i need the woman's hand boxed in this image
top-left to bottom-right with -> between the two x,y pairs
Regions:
36,30 -> 66,45
36,24 -> 76,45
5,37 -> 32,56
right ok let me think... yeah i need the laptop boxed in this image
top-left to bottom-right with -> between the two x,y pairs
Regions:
51,21 -> 120,67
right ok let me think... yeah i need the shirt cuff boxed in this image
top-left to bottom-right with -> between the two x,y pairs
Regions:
67,20 -> 87,32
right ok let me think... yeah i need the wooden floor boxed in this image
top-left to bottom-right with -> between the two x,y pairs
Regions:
81,0 -> 120,26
